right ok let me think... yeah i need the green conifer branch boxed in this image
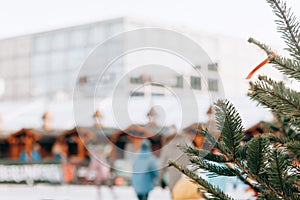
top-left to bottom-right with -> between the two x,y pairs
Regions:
249,75 -> 300,127
168,161 -> 234,200
215,100 -> 244,159
172,0 -> 300,199
248,38 -> 300,81
189,158 -> 237,177
266,0 -> 300,60
181,145 -> 231,163
267,148 -> 297,200
246,136 -> 268,176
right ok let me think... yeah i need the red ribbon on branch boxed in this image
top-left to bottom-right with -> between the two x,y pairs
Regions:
246,52 -> 276,79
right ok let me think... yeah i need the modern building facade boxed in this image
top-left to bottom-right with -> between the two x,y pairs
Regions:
0,17 -> 283,130
0,17 -> 223,100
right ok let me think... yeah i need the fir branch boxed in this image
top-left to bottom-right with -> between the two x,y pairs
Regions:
248,37 -> 300,81
266,0 -> 300,60
233,158 -> 282,199
246,136 -> 268,176
215,100 -> 244,159
168,161 -> 234,200
181,145 -> 231,163
189,158 -> 237,177
257,193 -> 282,200
267,148 -> 299,200
285,140 -> 300,161
235,143 -> 248,160
261,133 -> 289,143
198,129 -> 218,146
249,75 -> 300,126
261,133 -> 300,163
190,157 -> 263,193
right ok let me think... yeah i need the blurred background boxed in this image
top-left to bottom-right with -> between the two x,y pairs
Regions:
0,0 -> 299,199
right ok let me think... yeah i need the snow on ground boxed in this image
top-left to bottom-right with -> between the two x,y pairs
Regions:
0,185 -> 171,200
0,184 -> 255,200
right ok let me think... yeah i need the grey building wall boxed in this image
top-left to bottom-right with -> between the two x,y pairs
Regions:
0,17 -> 222,100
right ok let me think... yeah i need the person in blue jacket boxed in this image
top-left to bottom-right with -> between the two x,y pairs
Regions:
19,144 -> 41,162
132,139 -> 158,200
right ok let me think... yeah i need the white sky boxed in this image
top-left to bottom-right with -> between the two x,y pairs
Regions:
0,0 -> 299,46
0,0 -> 299,128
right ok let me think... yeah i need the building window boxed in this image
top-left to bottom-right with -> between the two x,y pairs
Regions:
208,63 -> 218,71
34,35 -> 51,53
88,25 -> 106,45
130,91 -> 144,96
66,49 -> 87,70
173,76 -> 183,88
50,52 -> 65,73
107,22 -> 123,36
52,32 -> 67,50
194,65 -> 201,69
208,79 -> 218,91
151,83 -> 164,87
69,29 -> 88,48
151,93 -> 164,96
32,54 -> 49,75
130,77 -> 143,84
49,74 -> 66,93
190,76 -> 201,90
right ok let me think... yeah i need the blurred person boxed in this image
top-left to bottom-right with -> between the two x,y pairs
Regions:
19,143 -> 42,162
31,143 -> 42,161
132,139 -> 158,200
159,133 -> 193,192
62,158 -> 75,183
52,137 -> 67,161
85,146 -> 110,185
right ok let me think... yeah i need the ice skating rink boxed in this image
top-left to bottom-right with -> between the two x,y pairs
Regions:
0,183 -> 254,200
0,185 -> 171,200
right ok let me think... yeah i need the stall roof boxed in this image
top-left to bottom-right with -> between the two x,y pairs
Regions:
0,95 -> 273,131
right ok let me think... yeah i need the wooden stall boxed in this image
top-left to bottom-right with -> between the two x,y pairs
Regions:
183,123 -> 206,148
244,121 -> 274,142
36,129 -> 63,159
58,127 -> 95,161
0,132 -> 10,159
109,124 -> 170,159
7,128 -> 40,159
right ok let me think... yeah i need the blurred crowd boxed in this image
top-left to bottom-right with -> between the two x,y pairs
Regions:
13,132 -> 256,200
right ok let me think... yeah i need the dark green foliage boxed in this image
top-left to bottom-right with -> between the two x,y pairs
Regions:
170,1 -> 300,199
182,145 -> 229,163
169,161 -> 234,200
249,76 -> 300,128
246,136 -> 268,176
266,0 -> 300,60
248,38 -> 300,81
189,158 -> 238,177
215,100 -> 244,159
257,193 -> 282,200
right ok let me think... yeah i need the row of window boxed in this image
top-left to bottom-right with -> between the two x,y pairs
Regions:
130,91 -> 165,97
0,38 -> 31,59
193,63 -> 218,71
33,22 -> 123,53
0,71 -> 77,97
130,75 -> 218,92
188,76 -> 218,91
